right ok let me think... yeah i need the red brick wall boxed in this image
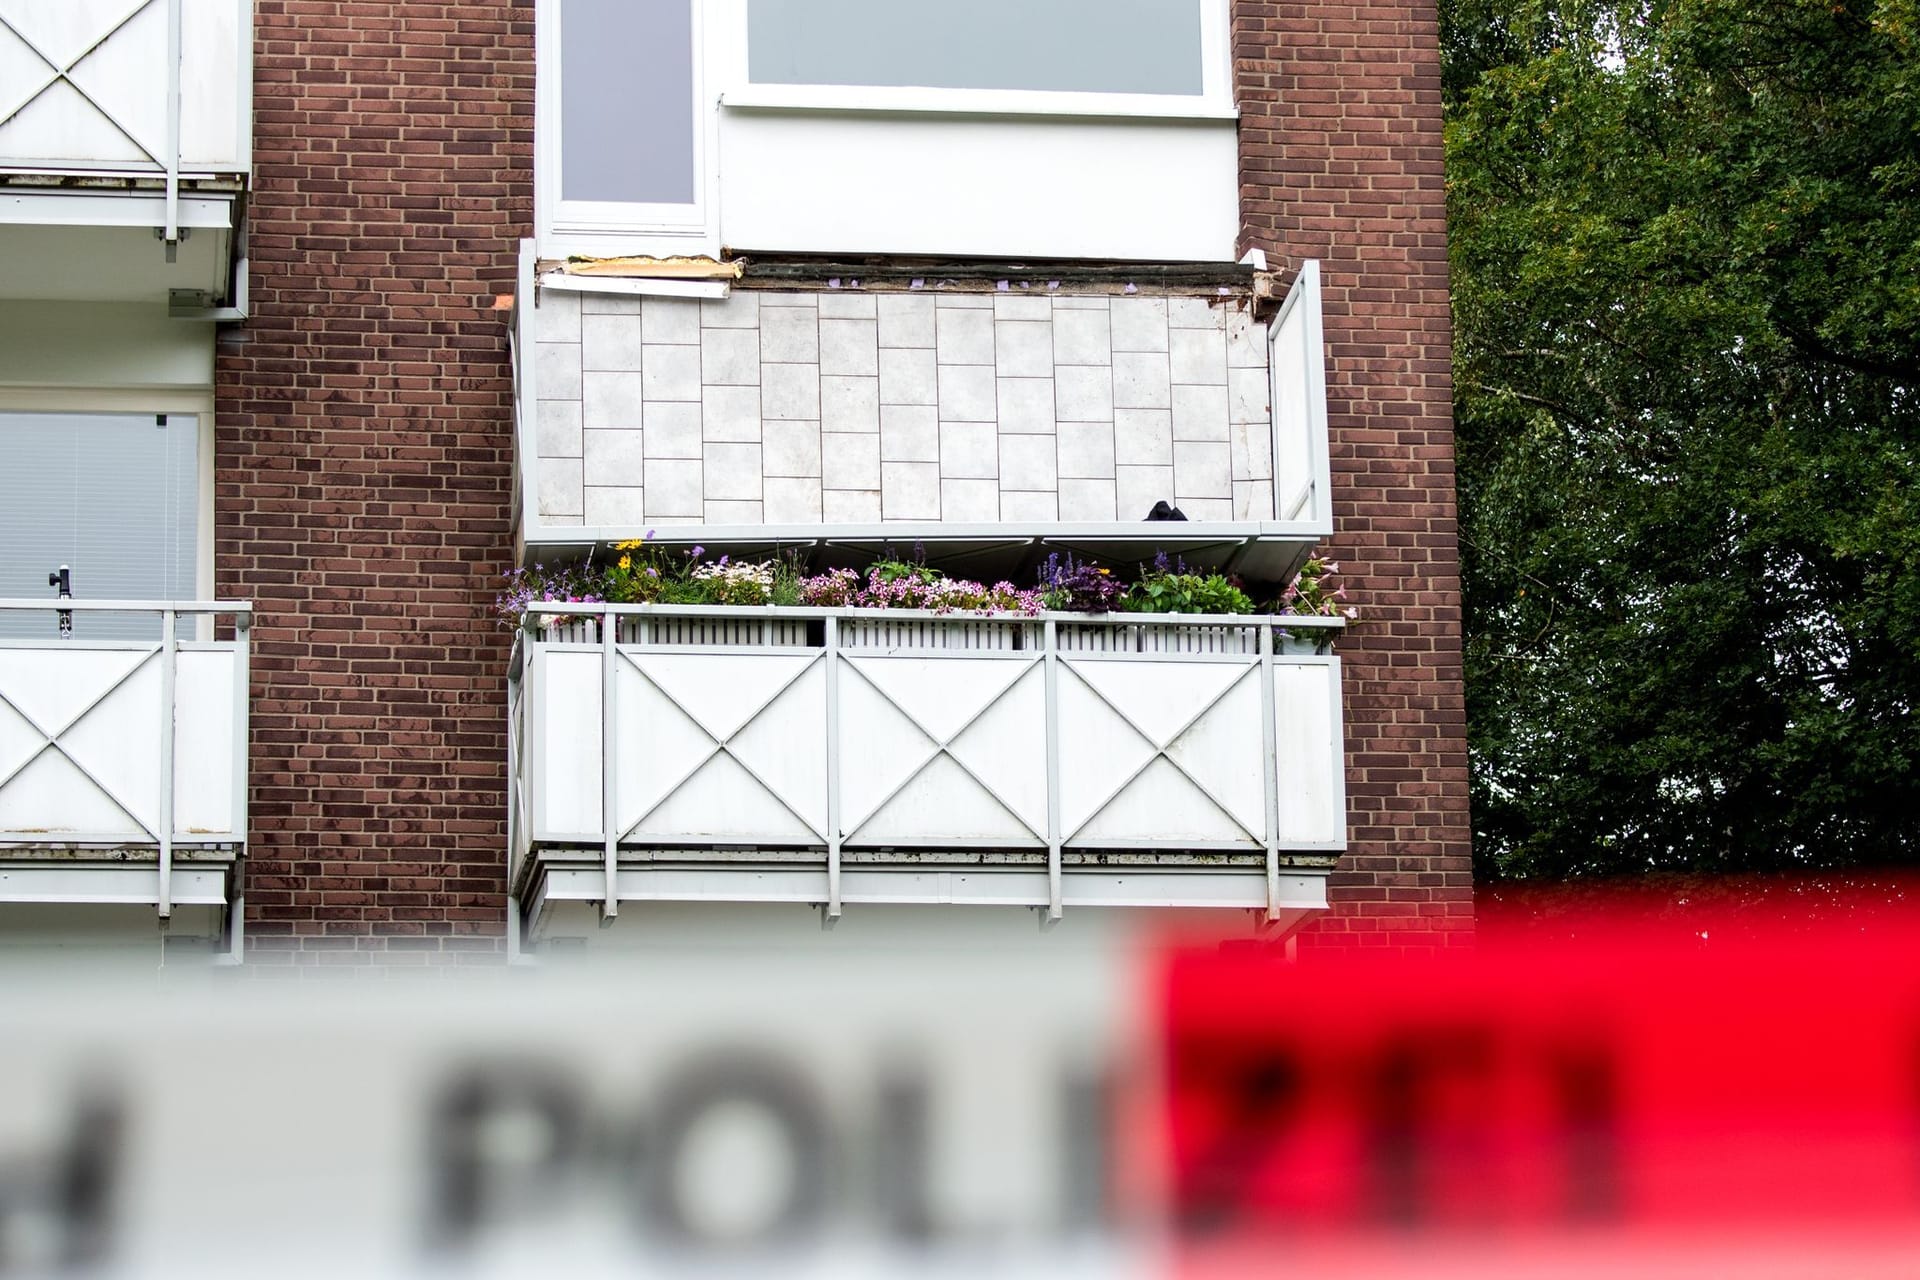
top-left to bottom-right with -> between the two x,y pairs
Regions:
1235,0 -> 1474,950
215,1 -> 532,962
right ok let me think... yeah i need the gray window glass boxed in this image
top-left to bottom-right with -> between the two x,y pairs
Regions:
747,0 -> 1205,96
0,412 -> 199,641
560,0 -> 696,205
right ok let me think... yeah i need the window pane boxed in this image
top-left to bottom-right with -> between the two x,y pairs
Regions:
559,0 -> 696,205
0,412 -> 198,641
747,0 -> 1205,96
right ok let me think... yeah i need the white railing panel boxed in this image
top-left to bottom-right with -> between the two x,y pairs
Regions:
530,649 -> 603,837
1056,657 -> 1267,846
839,656 -> 1046,846
1273,658 -> 1345,846
0,0 -> 250,175
178,0 -> 248,169
0,645 -> 160,837
620,650 -> 827,844
0,602 -> 248,856
173,648 -> 236,836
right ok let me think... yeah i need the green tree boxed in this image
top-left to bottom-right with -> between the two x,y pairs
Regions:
1447,0 -> 1920,877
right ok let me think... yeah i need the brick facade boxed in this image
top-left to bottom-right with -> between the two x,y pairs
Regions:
1236,0 -> 1474,949
214,0 -> 1467,958
215,2 -> 532,961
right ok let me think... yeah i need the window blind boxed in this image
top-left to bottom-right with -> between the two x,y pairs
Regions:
0,411 -> 200,641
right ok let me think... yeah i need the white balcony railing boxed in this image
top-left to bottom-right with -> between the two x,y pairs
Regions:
0,0 -> 252,239
509,604 -> 1344,930
0,600 -> 250,921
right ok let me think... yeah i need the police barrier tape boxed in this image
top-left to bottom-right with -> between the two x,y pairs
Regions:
0,892 -> 1916,1276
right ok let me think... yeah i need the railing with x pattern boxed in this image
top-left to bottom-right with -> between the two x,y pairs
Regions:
0,599 -> 250,917
510,603 -> 1345,923
0,0 -> 252,238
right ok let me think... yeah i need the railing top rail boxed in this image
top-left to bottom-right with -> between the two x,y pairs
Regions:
517,601 -> 1345,629
0,600 -> 253,615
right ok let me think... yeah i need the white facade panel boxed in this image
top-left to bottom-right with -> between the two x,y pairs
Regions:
719,113 -> 1240,262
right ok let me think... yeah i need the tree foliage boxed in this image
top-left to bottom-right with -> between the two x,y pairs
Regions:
1446,0 -> 1920,877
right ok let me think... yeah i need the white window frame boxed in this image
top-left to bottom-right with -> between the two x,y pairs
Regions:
534,0 -> 722,259
710,0 -> 1237,121
0,390 -> 216,634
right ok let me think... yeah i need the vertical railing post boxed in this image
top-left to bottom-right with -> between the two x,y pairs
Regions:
231,609 -> 251,957
824,614 -> 842,920
601,609 -> 619,920
163,0 -> 182,246
1258,621 -> 1282,922
157,608 -> 176,918
1044,618 -> 1063,921
505,647 -> 521,900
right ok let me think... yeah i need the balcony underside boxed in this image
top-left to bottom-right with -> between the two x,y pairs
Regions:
519,848 -> 1331,944
0,844 -> 235,907
0,187 -> 240,308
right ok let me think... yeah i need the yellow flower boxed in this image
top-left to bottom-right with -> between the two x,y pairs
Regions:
1097,568 -> 1111,575
618,555 -> 632,570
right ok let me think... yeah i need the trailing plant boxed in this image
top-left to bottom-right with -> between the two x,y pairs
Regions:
496,561 -> 605,629
1276,557 -> 1357,621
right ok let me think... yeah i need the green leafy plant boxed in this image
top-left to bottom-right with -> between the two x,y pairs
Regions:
1121,554 -> 1254,615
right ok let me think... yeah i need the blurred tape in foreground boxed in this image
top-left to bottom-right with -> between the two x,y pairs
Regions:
2,886 -> 1918,1276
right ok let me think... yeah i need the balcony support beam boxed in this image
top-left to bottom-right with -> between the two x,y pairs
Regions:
824,615 -> 843,920
158,608 -> 175,917
600,609 -> 619,922
1259,622 -> 1282,922
165,0 -> 183,246
1043,619 -> 1063,922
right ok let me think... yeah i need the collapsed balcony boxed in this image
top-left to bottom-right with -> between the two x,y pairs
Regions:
508,603 -> 1344,944
507,244 -> 1334,589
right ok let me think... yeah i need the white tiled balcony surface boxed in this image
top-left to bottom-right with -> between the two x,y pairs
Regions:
532,289 -> 1277,527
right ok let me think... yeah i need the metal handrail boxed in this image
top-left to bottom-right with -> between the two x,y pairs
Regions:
0,600 -> 251,614
515,600 -> 1345,629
